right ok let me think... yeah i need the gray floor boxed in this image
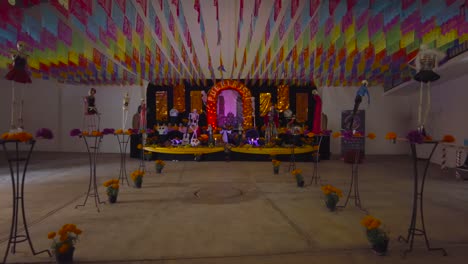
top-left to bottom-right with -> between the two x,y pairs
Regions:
1,152 -> 468,263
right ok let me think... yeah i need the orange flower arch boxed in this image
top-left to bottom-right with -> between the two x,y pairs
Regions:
206,80 -> 253,129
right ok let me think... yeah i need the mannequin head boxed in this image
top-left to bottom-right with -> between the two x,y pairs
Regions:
88,88 -> 96,96
17,41 -> 25,52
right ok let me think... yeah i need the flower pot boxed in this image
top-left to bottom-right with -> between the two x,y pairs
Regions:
371,239 -> 389,256
295,174 -> 304,187
156,165 -> 163,174
108,195 -> 118,204
273,167 -> 279,174
134,178 -> 143,188
55,247 -> 74,264
325,199 -> 338,211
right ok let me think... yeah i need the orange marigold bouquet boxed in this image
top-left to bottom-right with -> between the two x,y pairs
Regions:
360,215 -> 389,255
47,224 -> 82,256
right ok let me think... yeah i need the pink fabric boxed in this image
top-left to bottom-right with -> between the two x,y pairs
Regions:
140,103 -> 147,129
312,95 -> 322,133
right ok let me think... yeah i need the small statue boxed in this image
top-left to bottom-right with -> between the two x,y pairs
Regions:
264,105 -> 279,143
122,92 -> 130,129
207,124 -> 214,145
349,80 -> 370,131
139,99 -> 147,131
86,88 -> 98,115
169,107 -> 179,124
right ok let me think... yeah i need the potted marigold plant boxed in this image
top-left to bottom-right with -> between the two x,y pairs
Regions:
155,160 -> 165,173
321,184 -> 343,211
291,169 -> 304,187
47,224 -> 82,264
131,169 -> 145,188
272,160 -> 281,174
360,215 -> 389,255
103,179 -> 119,203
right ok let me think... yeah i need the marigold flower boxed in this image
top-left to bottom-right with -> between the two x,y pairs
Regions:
114,129 -> 123,134
59,234 -> 68,242
307,132 -> 315,138
385,132 -> 397,140
332,132 -> 341,138
111,183 -> 119,189
81,131 -> 89,136
424,135 -> 433,141
58,243 -> 70,254
367,133 -> 376,140
74,229 -> 82,235
137,144 -> 143,149
442,135 -> 455,143
47,232 -> 56,239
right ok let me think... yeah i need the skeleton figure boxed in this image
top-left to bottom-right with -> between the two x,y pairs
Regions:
408,44 -> 446,135
188,109 -> 199,141
6,41 -> 31,132
349,80 -> 370,131
86,88 -> 98,115
264,105 -> 279,143
122,92 -> 130,129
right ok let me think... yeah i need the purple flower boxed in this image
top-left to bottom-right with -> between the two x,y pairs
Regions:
70,128 -> 82,137
131,128 -> 139,134
35,128 -> 54,139
102,128 -> 115,135
406,130 -> 424,144
146,128 -> 154,134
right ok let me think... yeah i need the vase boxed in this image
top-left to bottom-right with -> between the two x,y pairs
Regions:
371,239 -> 389,256
273,167 -> 279,174
295,174 -> 304,187
325,199 -> 338,211
156,166 -> 163,174
55,247 -> 74,264
134,178 -> 143,188
108,195 -> 117,204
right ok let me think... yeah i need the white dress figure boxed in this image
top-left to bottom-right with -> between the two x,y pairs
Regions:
122,92 -> 130,129
220,128 -> 231,143
408,44 -> 446,135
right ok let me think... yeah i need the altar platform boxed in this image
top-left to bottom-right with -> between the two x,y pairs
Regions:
144,145 -> 318,162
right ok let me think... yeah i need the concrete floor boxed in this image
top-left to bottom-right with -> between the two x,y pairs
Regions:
1,152 -> 468,264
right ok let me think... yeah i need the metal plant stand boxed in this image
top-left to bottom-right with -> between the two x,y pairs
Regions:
398,142 -> 447,256
310,136 -> 323,185
75,135 -> 105,212
115,134 -> 130,186
1,139 -> 51,264
338,149 -> 367,213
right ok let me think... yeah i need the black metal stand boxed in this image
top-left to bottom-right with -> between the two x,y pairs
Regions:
310,136 -> 323,185
115,134 -> 130,186
75,135 -> 105,212
1,139 -> 51,264
338,149 -> 367,213
398,142 -> 447,256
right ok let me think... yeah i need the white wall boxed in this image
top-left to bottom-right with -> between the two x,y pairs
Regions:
319,85 -> 412,155
408,73 -> 468,167
0,78 -> 146,153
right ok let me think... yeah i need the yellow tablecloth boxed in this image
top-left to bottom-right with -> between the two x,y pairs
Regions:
144,146 -> 224,155
230,145 -> 315,155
